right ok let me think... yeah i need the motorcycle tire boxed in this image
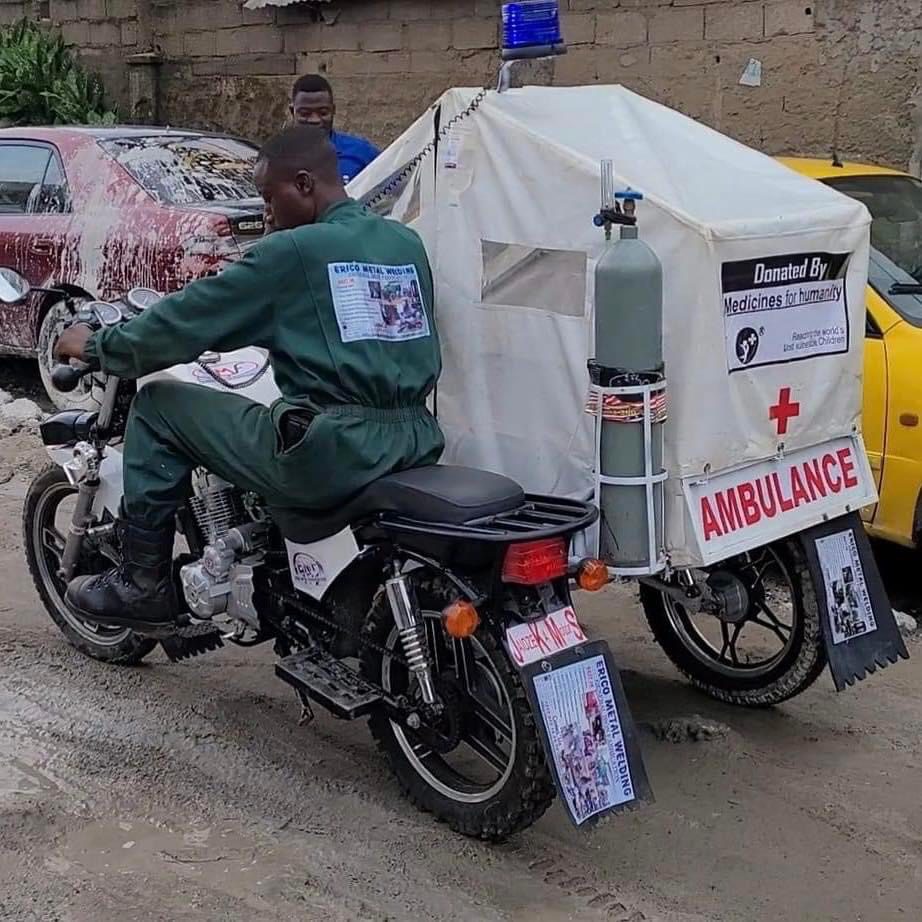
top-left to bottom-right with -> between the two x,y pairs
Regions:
23,463 -> 156,666
640,537 -> 827,708
360,571 -> 556,841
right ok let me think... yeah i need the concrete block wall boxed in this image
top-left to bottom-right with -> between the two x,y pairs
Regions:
43,0 -> 143,109
30,0 -> 922,171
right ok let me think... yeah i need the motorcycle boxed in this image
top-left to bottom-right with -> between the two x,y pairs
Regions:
4,269 -> 648,839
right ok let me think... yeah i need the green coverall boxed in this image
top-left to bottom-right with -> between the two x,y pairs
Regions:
85,200 -> 444,530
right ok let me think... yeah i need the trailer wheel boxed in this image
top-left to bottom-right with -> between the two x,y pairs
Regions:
640,537 -> 827,707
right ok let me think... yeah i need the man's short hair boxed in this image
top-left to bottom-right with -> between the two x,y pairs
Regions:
258,125 -> 340,183
292,73 -> 333,100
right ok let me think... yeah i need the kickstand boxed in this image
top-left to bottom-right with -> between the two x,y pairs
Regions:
296,690 -> 314,727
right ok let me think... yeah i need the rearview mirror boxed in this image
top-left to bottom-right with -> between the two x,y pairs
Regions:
0,268 -> 30,304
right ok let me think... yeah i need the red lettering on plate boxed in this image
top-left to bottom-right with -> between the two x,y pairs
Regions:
701,496 -> 723,541
528,621 -> 552,655
716,489 -> 742,533
698,443 -> 866,544
837,447 -> 858,489
772,472 -> 795,512
737,482 -> 760,525
755,476 -> 778,518
803,458 -> 827,500
822,453 -> 842,492
563,607 -> 587,641
790,466 -> 811,507
545,614 -> 566,649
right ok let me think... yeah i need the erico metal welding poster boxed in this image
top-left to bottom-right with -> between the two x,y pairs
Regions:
722,252 -> 850,373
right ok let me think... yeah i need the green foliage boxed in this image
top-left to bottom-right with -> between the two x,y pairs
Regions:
0,19 -> 117,126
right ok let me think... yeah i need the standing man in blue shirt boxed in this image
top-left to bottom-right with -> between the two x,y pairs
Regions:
290,73 -> 379,184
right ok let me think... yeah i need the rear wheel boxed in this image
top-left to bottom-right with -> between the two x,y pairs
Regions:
640,539 -> 826,707
360,573 -> 555,840
23,464 -> 156,665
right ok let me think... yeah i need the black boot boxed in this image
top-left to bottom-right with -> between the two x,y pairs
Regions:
65,519 -> 178,634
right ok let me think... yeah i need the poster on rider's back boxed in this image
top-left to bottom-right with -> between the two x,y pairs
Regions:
328,262 -> 430,344
723,252 -> 850,373
533,653 -> 638,824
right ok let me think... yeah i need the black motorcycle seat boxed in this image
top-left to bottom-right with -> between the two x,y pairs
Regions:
270,464 -> 526,543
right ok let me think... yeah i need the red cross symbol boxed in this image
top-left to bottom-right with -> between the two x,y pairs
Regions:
769,387 -> 800,436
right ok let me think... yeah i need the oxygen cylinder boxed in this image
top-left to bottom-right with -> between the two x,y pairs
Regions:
591,161 -> 666,572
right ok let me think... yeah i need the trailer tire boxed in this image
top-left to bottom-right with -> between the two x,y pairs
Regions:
640,537 -> 827,707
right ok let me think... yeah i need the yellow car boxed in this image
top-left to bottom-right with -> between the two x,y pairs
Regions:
781,157 -> 922,548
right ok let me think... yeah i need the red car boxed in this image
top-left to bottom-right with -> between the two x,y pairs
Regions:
0,126 -> 265,406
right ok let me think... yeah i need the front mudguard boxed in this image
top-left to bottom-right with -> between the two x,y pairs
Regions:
45,442 -> 124,520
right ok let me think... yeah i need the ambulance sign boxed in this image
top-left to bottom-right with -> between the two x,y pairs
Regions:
723,252 -> 850,373
683,436 -> 876,563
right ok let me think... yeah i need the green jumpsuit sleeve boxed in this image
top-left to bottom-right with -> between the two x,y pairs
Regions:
85,232 -> 301,379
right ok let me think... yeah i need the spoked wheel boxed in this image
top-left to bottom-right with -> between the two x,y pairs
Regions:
361,574 -> 555,840
640,538 -> 826,707
23,464 -> 156,665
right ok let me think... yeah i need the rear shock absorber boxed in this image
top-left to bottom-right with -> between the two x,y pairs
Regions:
385,572 -> 438,706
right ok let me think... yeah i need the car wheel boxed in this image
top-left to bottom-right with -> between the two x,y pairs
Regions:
37,298 -> 101,411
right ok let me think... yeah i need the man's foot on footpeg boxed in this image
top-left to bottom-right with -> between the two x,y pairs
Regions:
65,519 -> 178,634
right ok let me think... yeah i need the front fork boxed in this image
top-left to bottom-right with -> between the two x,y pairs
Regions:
58,374 -> 120,582
59,444 -> 103,581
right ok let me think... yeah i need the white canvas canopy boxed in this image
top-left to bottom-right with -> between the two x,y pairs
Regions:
349,85 -> 874,567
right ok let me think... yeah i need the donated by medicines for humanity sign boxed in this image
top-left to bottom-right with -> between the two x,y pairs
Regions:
722,252 -> 851,373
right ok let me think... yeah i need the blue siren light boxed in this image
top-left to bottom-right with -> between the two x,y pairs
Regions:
501,1 -> 567,60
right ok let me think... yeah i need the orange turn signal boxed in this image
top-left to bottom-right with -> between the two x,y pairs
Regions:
442,599 -> 480,638
576,558 -> 609,592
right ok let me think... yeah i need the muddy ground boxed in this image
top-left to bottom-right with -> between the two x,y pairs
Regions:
2,366 -> 922,922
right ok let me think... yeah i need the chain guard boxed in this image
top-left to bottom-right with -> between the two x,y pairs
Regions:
269,587 -> 412,670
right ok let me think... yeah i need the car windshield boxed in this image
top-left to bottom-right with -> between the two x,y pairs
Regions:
825,173 -> 922,324
99,135 -> 259,205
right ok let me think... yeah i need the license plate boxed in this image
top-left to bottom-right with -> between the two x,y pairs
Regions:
505,606 -> 588,668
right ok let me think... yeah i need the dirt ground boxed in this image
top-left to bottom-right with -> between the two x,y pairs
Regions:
2,373 -> 922,922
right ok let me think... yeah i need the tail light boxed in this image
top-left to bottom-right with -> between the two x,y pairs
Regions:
502,538 -> 568,585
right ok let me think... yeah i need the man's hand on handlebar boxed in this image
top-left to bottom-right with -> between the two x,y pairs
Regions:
54,323 -> 93,363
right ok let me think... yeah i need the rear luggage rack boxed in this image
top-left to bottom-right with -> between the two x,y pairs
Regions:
376,494 -> 598,542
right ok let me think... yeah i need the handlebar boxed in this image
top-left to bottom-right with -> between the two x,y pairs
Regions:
51,363 -> 90,393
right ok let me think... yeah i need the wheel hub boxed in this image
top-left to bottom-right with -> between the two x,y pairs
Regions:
410,677 -> 464,754
705,570 -> 750,623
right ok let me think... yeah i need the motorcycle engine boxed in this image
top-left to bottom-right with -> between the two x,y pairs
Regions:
181,472 -> 267,628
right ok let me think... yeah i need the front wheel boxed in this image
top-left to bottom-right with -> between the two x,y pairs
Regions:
360,573 -> 555,840
23,463 -> 156,665
640,539 -> 827,707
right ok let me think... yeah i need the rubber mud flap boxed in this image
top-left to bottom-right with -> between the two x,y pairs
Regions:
800,511 -> 909,691
514,639 -> 653,828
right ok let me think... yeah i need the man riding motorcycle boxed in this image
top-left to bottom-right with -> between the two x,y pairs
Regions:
54,125 -> 444,635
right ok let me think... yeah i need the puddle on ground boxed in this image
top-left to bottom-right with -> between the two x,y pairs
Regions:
0,757 -> 49,797
56,815 -> 335,911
